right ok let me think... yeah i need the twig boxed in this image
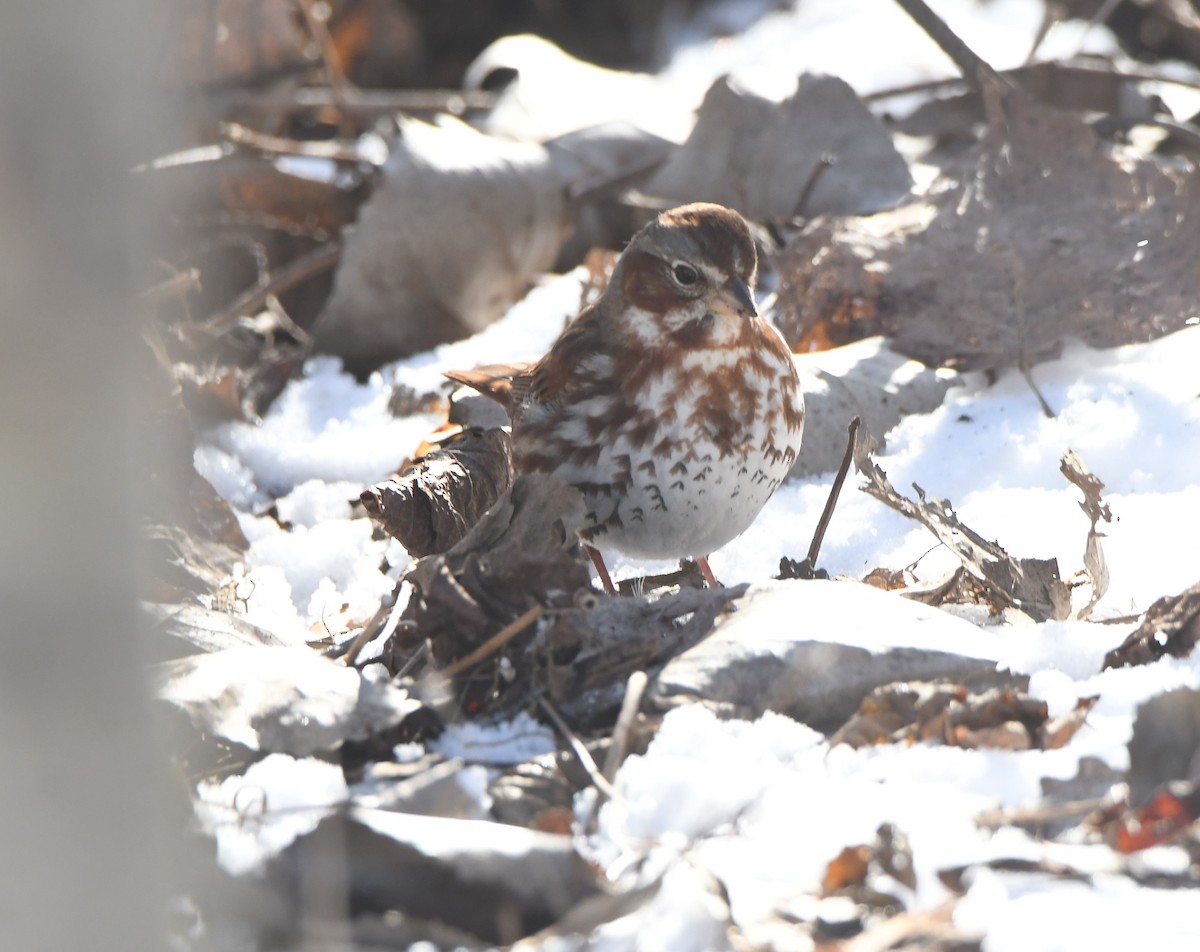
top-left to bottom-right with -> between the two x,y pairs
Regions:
1020,362 -> 1055,419
220,86 -> 495,119
603,671 -> 648,784
537,696 -> 622,804
1008,248 -> 1055,418
891,0 -> 1001,89
196,241 -> 342,336
811,416 -> 860,566
221,121 -> 366,163
862,61 -> 1200,105
340,579 -> 408,667
975,796 -> 1108,830
296,0 -> 354,138
781,417 -> 860,579
438,605 -> 544,679
792,153 -> 836,218
139,267 -> 201,303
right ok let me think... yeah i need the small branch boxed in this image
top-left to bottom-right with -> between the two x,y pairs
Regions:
340,579 -> 407,667
1020,362 -> 1055,419
975,796 -> 1107,830
196,241 -> 342,336
139,267 -> 201,304
603,671 -> 648,784
296,0 -> 354,138
538,696 -> 622,804
891,0 -> 1000,89
221,121 -> 366,164
792,153 -> 836,219
219,86 -> 495,120
781,417 -> 860,579
438,604 -> 544,679
809,416 -> 860,567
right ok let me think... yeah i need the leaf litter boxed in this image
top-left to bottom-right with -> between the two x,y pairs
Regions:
142,1 -> 1200,948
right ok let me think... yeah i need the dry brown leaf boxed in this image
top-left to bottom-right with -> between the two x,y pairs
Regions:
394,474 -> 589,678
642,74 -> 912,219
1041,695 -> 1100,750
315,117 -> 569,373
362,427 -> 515,558
822,845 -> 872,893
854,435 -> 1071,622
776,73 -> 1199,370
832,680 -> 1093,753
1104,579 -> 1200,669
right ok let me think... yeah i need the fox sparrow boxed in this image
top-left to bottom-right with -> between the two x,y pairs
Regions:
448,202 -> 804,594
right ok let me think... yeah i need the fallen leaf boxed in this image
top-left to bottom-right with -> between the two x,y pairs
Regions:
362,427 -> 515,558
1103,579 -> 1200,669
315,117 -> 569,373
641,74 -> 912,219
155,646 -> 422,755
1111,781 -> 1200,853
822,845 -> 872,893
775,74 -> 1199,370
854,435 -> 1071,622
1041,695 -> 1100,750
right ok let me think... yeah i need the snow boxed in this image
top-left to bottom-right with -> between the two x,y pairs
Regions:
194,318 -> 1200,946
195,754 -> 348,876
431,710 -> 558,765
187,1 -> 1200,947
476,0 -> 1120,141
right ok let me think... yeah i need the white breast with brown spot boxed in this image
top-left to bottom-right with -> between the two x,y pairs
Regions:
538,335 -> 804,560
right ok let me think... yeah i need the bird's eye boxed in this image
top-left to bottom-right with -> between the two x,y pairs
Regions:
673,263 -> 699,286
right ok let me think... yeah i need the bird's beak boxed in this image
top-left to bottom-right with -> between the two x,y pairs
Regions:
710,277 -> 758,319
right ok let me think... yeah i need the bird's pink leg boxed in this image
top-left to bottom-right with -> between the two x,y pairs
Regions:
584,544 -> 618,596
697,556 -> 721,589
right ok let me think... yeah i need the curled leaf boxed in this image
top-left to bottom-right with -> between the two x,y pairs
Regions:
362,427 -> 514,558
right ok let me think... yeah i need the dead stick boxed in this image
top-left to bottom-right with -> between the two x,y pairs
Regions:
804,416 -> 861,570
139,267 -> 201,303
296,0 -> 355,138
197,241 -> 342,335
439,604 -> 544,678
892,0 -> 999,88
221,121 -> 364,163
537,696 -> 622,804
220,87 -> 496,118
340,579 -> 405,667
975,796 -> 1108,830
792,153 -> 836,218
863,62 -> 1200,105
602,671 -> 648,784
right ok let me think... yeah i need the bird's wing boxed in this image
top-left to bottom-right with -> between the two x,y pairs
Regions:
526,302 -> 610,410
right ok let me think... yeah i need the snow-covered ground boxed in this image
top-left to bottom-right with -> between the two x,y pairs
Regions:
193,280 -> 1200,951
189,2 -> 1200,948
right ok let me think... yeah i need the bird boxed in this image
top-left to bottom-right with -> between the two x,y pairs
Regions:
447,202 -> 804,594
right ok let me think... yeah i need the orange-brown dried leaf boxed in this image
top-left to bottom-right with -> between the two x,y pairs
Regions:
1041,695 -> 1099,750
822,845 -> 873,893
862,567 -> 909,591
1112,782 -> 1200,853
